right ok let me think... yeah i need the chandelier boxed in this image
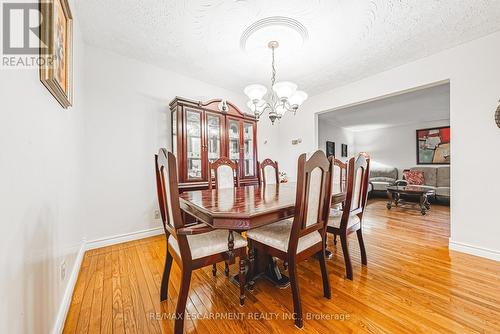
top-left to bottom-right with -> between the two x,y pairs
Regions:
244,41 -> 308,124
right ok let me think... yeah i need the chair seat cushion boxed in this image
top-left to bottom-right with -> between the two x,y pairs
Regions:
168,229 -> 247,260
246,219 -> 322,253
328,209 -> 360,229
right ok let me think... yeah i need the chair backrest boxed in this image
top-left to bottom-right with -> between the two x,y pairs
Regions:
209,157 -> 240,189
259,158 -> 279,185
288,150 -> 333,254
329,157 -> 347,194
155,149 -> 192,260
341,153 -> 370,225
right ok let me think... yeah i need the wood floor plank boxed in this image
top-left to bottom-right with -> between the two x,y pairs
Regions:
63,199 -> 500,333
111,249 -> 125,334
101,251 -> 113,333
118,248 -> 139,334
63,253 -> 92,334
88,254 -> 105,333
74,255 -> 99,334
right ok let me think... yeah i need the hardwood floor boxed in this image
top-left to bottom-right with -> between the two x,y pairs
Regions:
63,199 -> 500,333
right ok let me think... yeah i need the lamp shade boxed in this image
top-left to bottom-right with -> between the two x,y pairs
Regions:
244,84 -> 267,101
273,81 -> 297,100
289,90 -> 308,106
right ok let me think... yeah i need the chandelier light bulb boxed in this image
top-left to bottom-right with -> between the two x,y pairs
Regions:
289,90 -> 308,107
273,81 -> 298,101
244,84 -> 267,102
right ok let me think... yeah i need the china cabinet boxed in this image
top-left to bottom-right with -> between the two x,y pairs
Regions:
169,97 -> 259,191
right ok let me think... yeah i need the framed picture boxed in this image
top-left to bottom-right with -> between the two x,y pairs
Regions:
39,0 -> 73,108
326,141 -> 335,157
341,144 -> 348,157
416,126 -> 450,164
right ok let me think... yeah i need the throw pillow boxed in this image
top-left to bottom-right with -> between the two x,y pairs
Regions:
403,170 -> 424,185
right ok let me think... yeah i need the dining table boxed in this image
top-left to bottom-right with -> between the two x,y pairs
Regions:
179,182 -> 346,288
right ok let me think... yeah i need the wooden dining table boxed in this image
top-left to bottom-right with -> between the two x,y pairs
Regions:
179,182 -> 346,288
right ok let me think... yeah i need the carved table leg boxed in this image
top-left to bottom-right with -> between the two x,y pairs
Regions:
239,257 -> 246,305
425,194 -> 431,210
225,231 -> 234,277
420,194 -> 428,215
263,255 -> 290,288
387,191 -> 394,209
248,246 -> 256,291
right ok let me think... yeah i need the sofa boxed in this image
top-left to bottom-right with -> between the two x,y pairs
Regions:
368,164 -> 450,202
405,166 -> 450,201
368,164 -> 398,195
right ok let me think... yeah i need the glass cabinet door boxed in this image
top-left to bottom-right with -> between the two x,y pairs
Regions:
228,120 -> 240,165
206,114 -> 221,164
186,110 -> 202,180
206,113 -> 222,179
243,122 -> 255,177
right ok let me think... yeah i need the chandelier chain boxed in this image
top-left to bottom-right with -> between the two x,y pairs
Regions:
271,46 -> 276,87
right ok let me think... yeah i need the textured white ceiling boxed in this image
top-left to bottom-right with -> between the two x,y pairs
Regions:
77,0 -> 500,96
318,83 -> 450,131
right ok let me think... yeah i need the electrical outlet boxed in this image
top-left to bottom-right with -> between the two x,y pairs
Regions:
60,261 -> 66,281
154,210 -> 160,220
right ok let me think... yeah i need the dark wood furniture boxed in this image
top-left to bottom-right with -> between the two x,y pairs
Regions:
327,153 -> 370,280
208,156 -> 240,276
328,157 -> 347,249
179,181 -> 346,287
155,149 -> 247,334
247,151 -> 333,328
170,97 -> 258,192
332,158 -> 347,193
386,185 -> 435,215
258,158 -> 279,185
208,156 -> 240,190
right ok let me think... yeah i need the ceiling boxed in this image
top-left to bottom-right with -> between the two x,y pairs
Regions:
77,1 -> 500,97
318,83 -> 450,131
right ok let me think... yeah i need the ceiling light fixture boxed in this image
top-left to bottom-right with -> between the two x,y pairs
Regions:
244,41 -> 308,124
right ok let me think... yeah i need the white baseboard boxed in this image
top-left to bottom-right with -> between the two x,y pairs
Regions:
449,240 -> 500,261
85,226 -> 164,250
52,226 -> 164,333
52,241 -> 86,334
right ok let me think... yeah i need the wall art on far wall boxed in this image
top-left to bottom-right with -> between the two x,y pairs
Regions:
416,126 -> 450,164
341,144 -> 348,157
39,0 -> 73,108
326,141 -> 335,157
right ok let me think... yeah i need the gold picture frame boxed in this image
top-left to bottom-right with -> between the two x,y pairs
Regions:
39,0 -> 73,108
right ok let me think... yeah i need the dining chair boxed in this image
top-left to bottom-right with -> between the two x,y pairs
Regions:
209,156 -> 240,190
329,157 -> 347,248
155,149 -> 247,334
258,158 -> 279,185
247,150 -> 333,328
326,153 -> 370,280
208,156 -> 240,276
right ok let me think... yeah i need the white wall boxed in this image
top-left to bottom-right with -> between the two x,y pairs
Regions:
269,31 -> 500,260
82,45 -> 247,242
353,120 -> 449,176
0,2 -> 86,332
318,119 -> 355,162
